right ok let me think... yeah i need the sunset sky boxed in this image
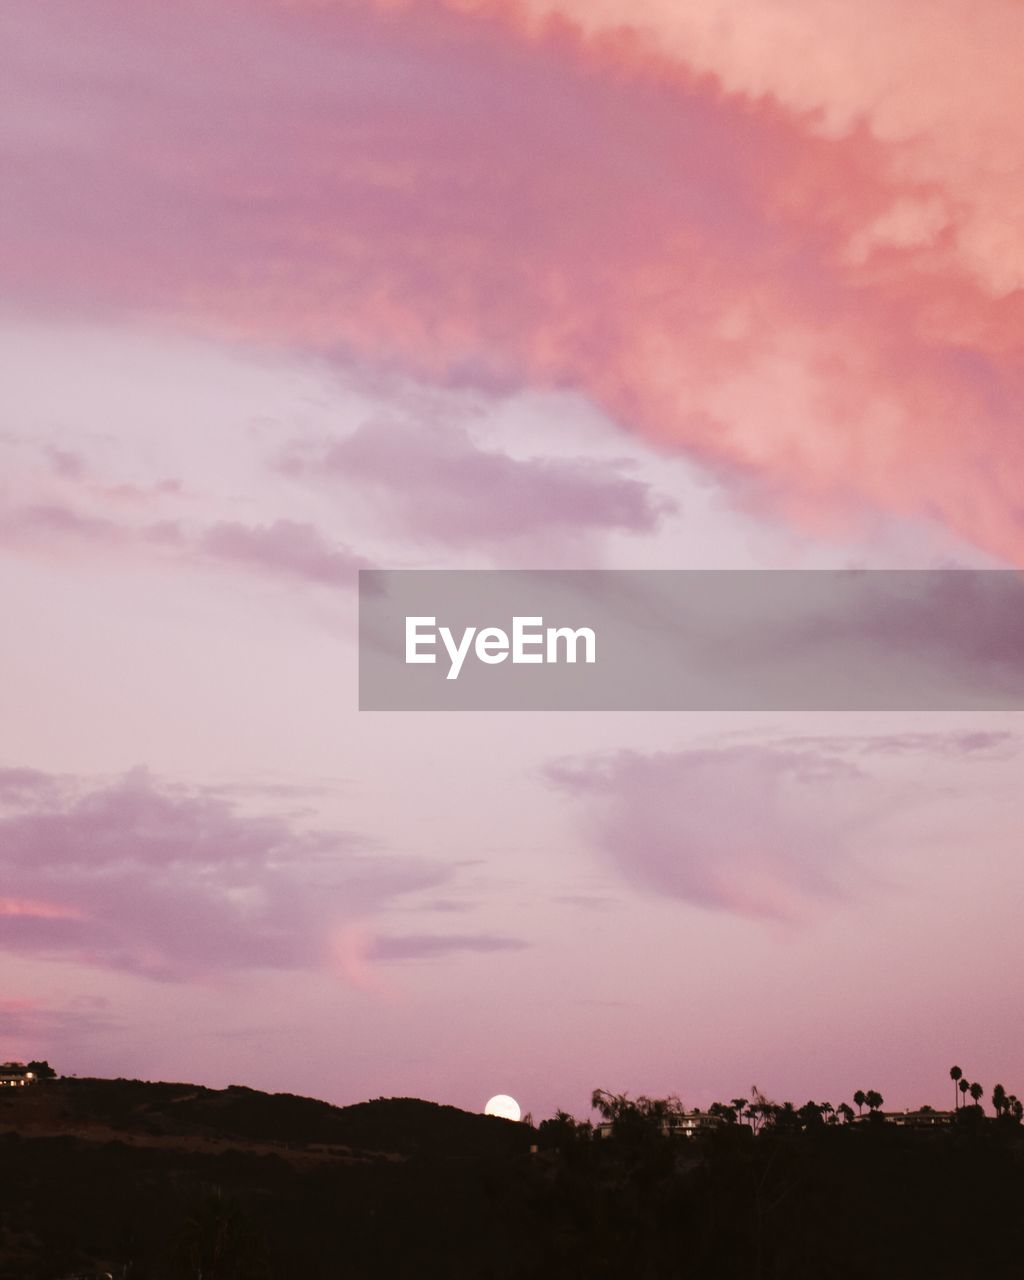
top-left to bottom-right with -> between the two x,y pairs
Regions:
2,0 -> 1023,1118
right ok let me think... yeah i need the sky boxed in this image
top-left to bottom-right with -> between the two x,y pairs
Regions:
1,0 -> 1023,1120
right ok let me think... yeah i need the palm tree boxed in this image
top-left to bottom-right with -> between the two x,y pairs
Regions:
865,1090 -> 884,1114
591,1088 -> 622,1122
853,1090 -> 866,1116
746,1086 -> 775,1135
992,1083 -> 1007,1117
950,1065 -> 963,1110
838,1102 -> 855,1125
969,1081 -> 984,1109
959,1078 -> 971,1106
798,1100 -> 824,1128
709,1101 -> 736,1124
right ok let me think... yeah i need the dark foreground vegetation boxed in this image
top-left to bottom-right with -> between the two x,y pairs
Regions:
3,1075 -> 1024,1279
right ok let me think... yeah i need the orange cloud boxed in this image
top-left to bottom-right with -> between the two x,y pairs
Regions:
430,0 -> 1024,290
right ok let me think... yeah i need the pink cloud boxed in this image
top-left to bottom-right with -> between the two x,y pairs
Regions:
45,447 -> 86,479
328,926 -> 528,996
0,898 -> 85,921
441,0 -> 1024,295
546,732 -> 1021,921
546,745 -> 867,921
3,0 -> 1024,564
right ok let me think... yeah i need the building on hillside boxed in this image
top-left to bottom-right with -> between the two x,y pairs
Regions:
0,1064 -> 38,1088
887,1108 -> 955,1128
852,1108 -> 955,1128
664,1112 -> 727,1138
595,1111 -> 726,1140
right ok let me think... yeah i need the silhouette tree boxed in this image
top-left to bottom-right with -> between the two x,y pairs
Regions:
590,1088 -> 684,1144
708,1102 -> 731,1131
853,1090 -> 866,1116
772,1100 -> 801,1132
591,1088 -> 632,1126
746,1086 -> 776,1134
865,1090 -> 884,1114
538,1110 -> 591,1150
992,1083 -> 1007,1117
798,1101 -> 825,1129
950,1065 -> 963,1110
959,1078 -> 971,1106
837,1102 -> 855,1125
591,1088 -> 637,1133
969,1082 -> 984,1109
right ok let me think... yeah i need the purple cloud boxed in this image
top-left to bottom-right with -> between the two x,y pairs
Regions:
7,503 -> 120,542
199,519 -> 369,588
367,933 -> 528,961
280,420 -> 675,545
1,494 -> 367,592
780,729 -> 1019,759
0,768 -> 447,980
0,768 -> 60,804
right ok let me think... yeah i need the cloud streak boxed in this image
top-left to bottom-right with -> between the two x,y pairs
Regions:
199,519 -> 369,587
1,493 -> 367,592
280,420 -> 674,545
367,933 -> 528,960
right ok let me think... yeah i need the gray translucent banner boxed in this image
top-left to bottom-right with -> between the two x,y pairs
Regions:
358,570 -> 1024,711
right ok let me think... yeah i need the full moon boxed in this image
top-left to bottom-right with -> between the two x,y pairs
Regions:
484,1094 -> 522,1122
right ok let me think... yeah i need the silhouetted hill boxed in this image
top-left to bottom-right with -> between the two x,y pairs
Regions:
0,1076 -> 536,1279
0,1077 -> 527,1160
4,1077 -> 1024,1279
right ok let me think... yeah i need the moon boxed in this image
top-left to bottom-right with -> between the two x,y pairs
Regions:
484,1094 -> 522,1122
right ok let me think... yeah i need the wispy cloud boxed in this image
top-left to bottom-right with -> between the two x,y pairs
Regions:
545,730 -> 1022,922
1,495 -> 367,591
279,420 -> 675,547
199,519 -> 369,587
546,745 -> 868,922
